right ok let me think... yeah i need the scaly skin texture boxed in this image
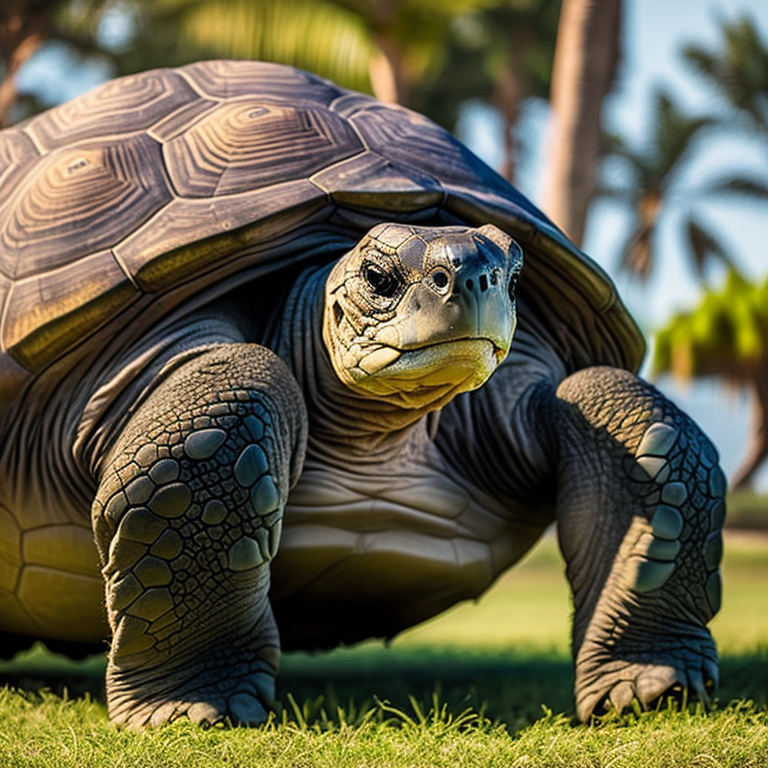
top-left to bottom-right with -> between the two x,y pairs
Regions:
322,222 -> 521,411
91,344 -> 307,728
551,367 -> 722,719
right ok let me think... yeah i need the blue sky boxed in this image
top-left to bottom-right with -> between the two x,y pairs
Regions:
16,0 -> 768,488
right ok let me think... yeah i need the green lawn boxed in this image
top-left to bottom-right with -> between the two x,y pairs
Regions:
1,527 -> 766,767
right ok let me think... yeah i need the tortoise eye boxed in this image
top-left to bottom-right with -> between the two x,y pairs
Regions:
363,263 -> 400,298
431,268 -> 450,289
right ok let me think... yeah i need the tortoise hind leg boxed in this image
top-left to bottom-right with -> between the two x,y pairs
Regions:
550,366 -> 723,720
91,344 -> 306,728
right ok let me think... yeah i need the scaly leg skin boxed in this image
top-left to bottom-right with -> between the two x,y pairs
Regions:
552,366 -> 723,721
91,344 -> 307,729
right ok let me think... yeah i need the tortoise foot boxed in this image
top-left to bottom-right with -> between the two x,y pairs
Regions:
108,658 -> 276,729
552,369 -> 725,722
575,635 -> 719,721
90,345 -> 304,729
572,412 -> 723,720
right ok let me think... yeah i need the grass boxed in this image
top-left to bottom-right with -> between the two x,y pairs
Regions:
1,517 -> 767,767
726,486 -> 768,530
1,691 -> 767,768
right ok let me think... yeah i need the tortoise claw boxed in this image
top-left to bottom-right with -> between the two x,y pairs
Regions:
634,664 -> 684,709
185,701 -> 225,727
578,658 -> 717,721
608,681 -> 634,713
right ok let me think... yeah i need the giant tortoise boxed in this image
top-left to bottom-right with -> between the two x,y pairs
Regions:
0,60 -> 725,728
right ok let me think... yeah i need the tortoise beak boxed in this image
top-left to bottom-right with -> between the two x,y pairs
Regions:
395,237 -> 522,360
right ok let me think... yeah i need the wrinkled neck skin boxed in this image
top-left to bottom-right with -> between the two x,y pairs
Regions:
274,264 -> 439,466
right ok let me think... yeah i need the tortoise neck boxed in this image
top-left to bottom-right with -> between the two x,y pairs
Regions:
277,265 -> 434,463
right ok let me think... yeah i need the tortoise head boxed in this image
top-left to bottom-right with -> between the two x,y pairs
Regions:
322,222 -> 523,411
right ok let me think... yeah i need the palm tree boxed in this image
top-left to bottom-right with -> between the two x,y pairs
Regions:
653,270 -> 768,489
409,0 -> 561,180
596,88 -> 738,282
678,15 -> 768,212
542,0 -> 622,246
683,15 -> 768,141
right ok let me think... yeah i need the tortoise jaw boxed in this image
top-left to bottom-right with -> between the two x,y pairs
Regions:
344,337 -> 507,410
356,336 -> 509,376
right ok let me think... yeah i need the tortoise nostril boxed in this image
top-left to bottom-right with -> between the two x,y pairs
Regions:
508,272 -> 519,300
479,274 -> 488,292
465,278 -> 474,291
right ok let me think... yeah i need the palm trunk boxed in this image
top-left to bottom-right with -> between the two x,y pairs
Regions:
368,36 -> 408,105
542,0 -> 622,245
367,0 -> 410,106
731,372 -> 768,490
491,65 -> 520,183
0,3 -> 48,127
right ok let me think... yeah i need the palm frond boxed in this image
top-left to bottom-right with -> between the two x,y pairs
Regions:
701,175 -> 768,200
127,0 -> 374,92
618,220 -> 655,282
683,15 -> 768,136
683,214 -> 738,279
653,270 -> 768,380
600,128 -> 645,169
650,89 -> 716,182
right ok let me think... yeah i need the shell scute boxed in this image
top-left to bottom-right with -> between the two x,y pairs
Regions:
180,59 -> 341,105
348,104 -> 495,186
147,98 -> 220,143
22,70 -> 197,152
2,250 -> 137,371
0,129 -> 40,212
310,150 -> 444,212
0,133 -> 172,279
163,101 -> 362,198
115,180 -> 327,292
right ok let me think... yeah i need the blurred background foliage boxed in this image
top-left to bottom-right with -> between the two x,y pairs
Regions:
2,0 -> 768,492
0,0 -> 563,182
654,271 -> 768,490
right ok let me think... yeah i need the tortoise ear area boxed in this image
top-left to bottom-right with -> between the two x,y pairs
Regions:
477,224 -> 524,281
477,224 -> 514,255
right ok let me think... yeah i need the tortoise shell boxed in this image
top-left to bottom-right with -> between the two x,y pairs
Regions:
0,60 -> 644,377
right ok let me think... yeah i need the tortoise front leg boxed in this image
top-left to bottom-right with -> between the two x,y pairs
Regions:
551,366 -> 723,720
91,344 -> 306,728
